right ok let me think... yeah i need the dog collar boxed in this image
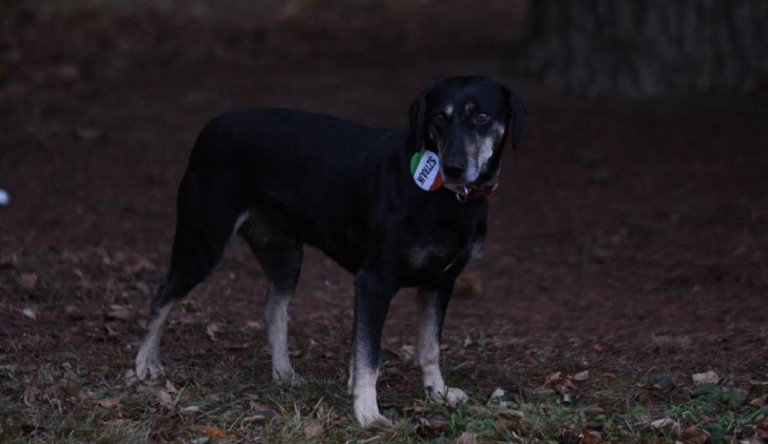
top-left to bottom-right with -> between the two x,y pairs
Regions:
410,148 -> 499,202
444,179 -> 500,202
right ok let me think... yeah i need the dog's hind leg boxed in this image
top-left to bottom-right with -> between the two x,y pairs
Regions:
135,170 -> 245,381
417,283 -> 469,406
239,212 -> 304,384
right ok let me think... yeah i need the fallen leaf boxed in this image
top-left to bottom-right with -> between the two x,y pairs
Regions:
21,307 -> 38,320
97,397 -> 121,408
637,372 -> 676,391
692,370 -> 719,385
494,418 -> 513,432
418,416 -> 448,432
123,257 -> 154,274
652,334 -> 691,350
649,418 -> 681,435
23,383 -> 39,406
19,273 -> 37,289
178,312 -> 201,325
157,389 -> 174,408
531,387 -> 555,396
64,304 -> 83,321
749,395 -> 766,407
487,387 -> 515,409
455,432 -> 479,444
303,420 -> 324,438
104,322 -> 120,337
180,405 -> 201,414
192,425 -> 229,439
106,304 -> 133,321
399,344 -> 416,360
453,272 -> 482,299
579,405 -> 605,414
545,372 -> 574,387
579,429 -> 602,444
489,387 -> 505,400
572,370 -> 590,381
680,426 -> 709,444
206,323 -> 224,341
124,369 -> 138,386
242,403 -> 281,424
245,320 -> 263,330
497,407 -> 524,418
165,380 -> 178,394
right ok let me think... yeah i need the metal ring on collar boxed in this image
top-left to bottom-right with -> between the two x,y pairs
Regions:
455,185 -> 469,203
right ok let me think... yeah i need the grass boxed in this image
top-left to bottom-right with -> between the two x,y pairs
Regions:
2,358 -> 767,443
1,245 -> 766,443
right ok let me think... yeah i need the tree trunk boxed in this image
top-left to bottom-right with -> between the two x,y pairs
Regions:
517,0 -> 768,97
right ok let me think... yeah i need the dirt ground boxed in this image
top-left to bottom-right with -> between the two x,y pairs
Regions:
1,3 -> 767,442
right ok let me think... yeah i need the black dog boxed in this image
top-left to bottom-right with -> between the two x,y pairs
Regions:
135,76 -> 525,427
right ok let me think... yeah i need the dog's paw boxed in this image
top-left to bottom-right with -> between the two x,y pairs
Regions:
357,413 -> 393,428
135,351 -> 165,381
354,407 -> 392,428
428,386 -> 469,406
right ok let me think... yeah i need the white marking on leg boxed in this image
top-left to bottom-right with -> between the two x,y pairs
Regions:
352,347 -> 390,427
418,290 -> 469,406
408,245 -> 446,270
266,287 -> 301,384
471,240 -> 484,258
347,353 -> 354,395
232,210 -> 251,238
418,292 -> 446,395
135,302 -> 174,380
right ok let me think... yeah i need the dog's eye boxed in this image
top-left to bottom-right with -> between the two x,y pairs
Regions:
474,112 -> 490,124
432,114 -> 447,126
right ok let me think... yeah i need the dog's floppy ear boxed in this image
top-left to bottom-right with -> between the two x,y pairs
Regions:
505,88 -> 527,150
408,87 -> 431,152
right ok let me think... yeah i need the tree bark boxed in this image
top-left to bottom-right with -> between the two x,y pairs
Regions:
517,0 -> 768,97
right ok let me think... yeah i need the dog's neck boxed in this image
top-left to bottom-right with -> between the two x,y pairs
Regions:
443,174 -> 500,202
410,146 -> 500,202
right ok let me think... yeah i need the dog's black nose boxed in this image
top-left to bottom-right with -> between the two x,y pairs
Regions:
442,162 -> 465,179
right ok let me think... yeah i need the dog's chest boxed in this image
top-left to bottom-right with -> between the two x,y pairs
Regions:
406,240 -> 481,276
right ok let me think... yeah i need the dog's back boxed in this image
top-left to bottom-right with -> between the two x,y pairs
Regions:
183,108 -> 405,271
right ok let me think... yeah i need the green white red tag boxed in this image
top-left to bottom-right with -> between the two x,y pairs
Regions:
410,149 -> 442,191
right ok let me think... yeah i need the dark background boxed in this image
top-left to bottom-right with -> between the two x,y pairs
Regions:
1,1 -> 767,442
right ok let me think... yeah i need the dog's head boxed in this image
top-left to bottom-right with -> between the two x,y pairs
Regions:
409,76 -> 526,188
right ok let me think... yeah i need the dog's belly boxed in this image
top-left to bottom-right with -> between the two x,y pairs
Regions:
402,245 -> 468,284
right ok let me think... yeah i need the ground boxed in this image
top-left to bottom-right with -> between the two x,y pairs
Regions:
1,2 -> 767,443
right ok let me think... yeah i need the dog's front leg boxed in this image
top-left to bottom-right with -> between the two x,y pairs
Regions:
350,269 -> 395,427
417,283 -> 469,405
